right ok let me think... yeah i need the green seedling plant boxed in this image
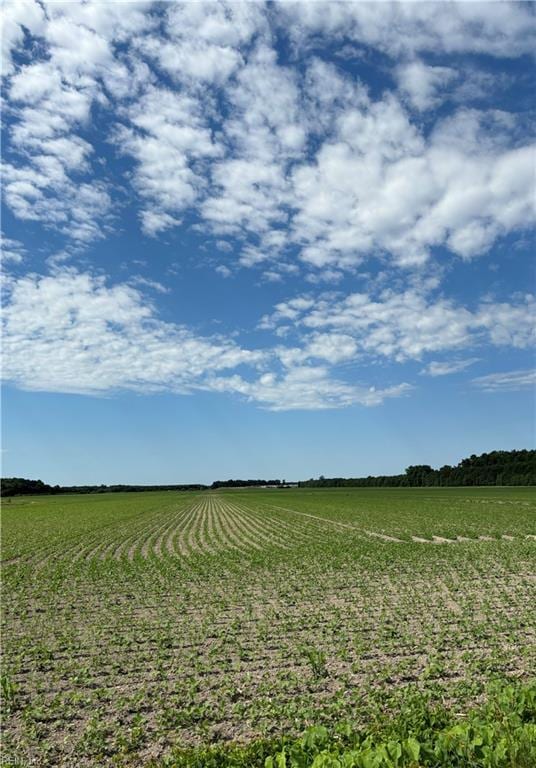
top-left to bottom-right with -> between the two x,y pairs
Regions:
301,646 -> 329,680
1,486 -> 535,766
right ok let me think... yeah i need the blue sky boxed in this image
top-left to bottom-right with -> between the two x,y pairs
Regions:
1,1 -> 535,484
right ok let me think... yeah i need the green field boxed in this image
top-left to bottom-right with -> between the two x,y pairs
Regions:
2,487 -> 535,767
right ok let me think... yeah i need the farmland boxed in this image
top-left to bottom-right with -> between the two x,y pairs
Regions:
1,487 -> 535,766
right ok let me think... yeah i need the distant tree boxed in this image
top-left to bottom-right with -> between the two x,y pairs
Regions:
404,465 -> 435,487
1,478 -> 53,496
3,450 -> 535,496
298,450 -> 535,489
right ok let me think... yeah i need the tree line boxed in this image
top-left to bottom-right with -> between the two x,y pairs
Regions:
0,479 -> 208,497
2,450 -> 534,497
1,477 -> 287,496
210,479 -> 286,489
298,450 -> 536,488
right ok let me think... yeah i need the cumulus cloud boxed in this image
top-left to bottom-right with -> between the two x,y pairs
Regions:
289,103 -> 535,268
2,163 -> 112,244
475,297 -> 536,349
2,1 -> 534,269
1,270 -> 262,395
1,233 -> 26,264
200,43 -> 303,245
206,368 -> 412,412
396,60 -> 456,111
278,2 -> 536,58
2,1 -> 152,245
1,269 -> 411,410
472,369 -> 536,393
261,289 -> 536,362
1,1 -> 534,415
421,359 -> 479,377
397,61 -> 514,112
1,0 -> 46,76
115,86 -> 221,234
138,1 -> 264,85
128,276 -> 170,294
215,264 -> 232,278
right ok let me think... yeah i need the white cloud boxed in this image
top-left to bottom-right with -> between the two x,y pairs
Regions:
305,269 -> 344,285
262,270 -> 284,283
1,269 -> 412,411
259,296 -> 315,329
1,269 -> 262,396
128,276 -> 170,294
262,289 -> 536,362
115,85 -> 221,234
2,1 -> 534,270
139,1 -> 263,85
276,333 -> 358,367
140,211 -> 182,238
202,157 -> 289,238
2,1 -> 152,246
396,60 -> 456,111
302,58 -> 368,134
140,35 -> 242,86
421,359 -> 479,377
477,298 -> 536,348
397,61 -> 513,112
472,369 -> 536,393
200,44 -> 303,244
1,233 -> 26,264
1,0 -> 46,76
290,101 -> 536,268
2,2 -> 532,416
279,2 -> 536,58
165,1 -> 263,49
215,264 -> 232,278
207,367 -> 412,411
2,163 -> 111,244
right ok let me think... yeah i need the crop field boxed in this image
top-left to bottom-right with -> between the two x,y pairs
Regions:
1,487 -> 535,766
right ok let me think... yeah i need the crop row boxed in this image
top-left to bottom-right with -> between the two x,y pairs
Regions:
2,488 -> 534,767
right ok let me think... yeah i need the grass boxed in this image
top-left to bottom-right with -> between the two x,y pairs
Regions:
1,487 -> 535,766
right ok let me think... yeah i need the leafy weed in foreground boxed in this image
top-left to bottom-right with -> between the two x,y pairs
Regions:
156,682 -> 536,767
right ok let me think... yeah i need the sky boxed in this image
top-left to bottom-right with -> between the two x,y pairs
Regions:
1,0 -> 535,485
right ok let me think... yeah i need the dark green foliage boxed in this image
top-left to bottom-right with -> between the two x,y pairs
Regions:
0,478 -> 208,497
211,479 -> 283,489
151,682 -> 536,767
0,477 -> 52,496
300,449 -> 536,488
